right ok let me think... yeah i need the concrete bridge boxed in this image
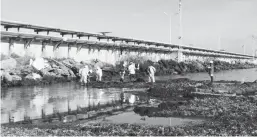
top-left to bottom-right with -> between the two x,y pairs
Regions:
1,20 -> 256,65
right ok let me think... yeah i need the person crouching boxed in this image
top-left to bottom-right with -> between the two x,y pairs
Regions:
147,66 -> 156,83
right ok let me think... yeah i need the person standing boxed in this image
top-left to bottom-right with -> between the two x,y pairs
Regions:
147,66 -> 156,83
96,66 -> 102,82
119,61 -> 126,82
207,61 -> 214,84
79,65 -> 90,85
128,62 -> 136,81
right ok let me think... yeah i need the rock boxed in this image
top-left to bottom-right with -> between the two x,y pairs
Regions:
53,69 -> 70,77
2,72 -> 12,82
68,70 -> 76,77
31,57 -> 46,71
11,75 -> 22,81
39,68 -> 55,76
172,71 -> 178,75
234,89 -> 244,95
25,73 -> 42,80
214,89 -> 229,94
76,114 -> 88,120
63,115 -> 77,123
136,78 -> 145,82
20,66 -> 35,76
1,58 -> 17,70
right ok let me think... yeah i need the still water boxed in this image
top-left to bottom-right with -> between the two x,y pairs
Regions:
1,83 -> 141,124
1,68 -> 256,124
156,68 -> 257,82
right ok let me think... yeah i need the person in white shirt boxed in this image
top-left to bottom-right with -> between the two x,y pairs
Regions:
79,65 -> 90,85
29,59 -> 34,66
95,66 -> 102,82
147,66 -> 156,83
128,62 -> 136,81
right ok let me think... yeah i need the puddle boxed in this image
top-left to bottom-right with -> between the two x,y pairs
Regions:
101,111 -> 203,126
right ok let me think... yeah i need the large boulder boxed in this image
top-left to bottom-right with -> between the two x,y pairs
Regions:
11,75 -> 22,81
1,72 -> 21,82
31,57 -> 47,71
20,66 -> 35,76
39,68 -> 56,77
1,58 -> 17,70
1,72 -> 12,82
53,68 -> 70,77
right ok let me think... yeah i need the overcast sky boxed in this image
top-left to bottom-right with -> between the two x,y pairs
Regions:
1,0 -> 257,55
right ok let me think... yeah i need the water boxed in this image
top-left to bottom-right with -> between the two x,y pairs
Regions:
156,68 -> 257,82
1,68 -> 256,124
1,83 -> 143,124
101,112 -> 203,126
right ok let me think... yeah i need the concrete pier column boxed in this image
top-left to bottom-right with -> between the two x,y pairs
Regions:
24,38 -> 34,56
68,43 -> 72,58
41,41 -> 47,57
8,38 -> 15,56
177,48 -> 183,62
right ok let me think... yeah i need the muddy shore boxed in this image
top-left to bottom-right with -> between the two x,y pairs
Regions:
1,78 -> 257,136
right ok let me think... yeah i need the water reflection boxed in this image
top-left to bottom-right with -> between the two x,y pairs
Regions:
1,83 -> 142,124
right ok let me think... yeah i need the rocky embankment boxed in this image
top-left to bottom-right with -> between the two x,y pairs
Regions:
1,56 -> 77,87
1,54 -> 257,87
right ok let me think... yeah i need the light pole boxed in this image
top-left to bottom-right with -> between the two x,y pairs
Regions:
178,0 -> 183,46
252,35 -> 257,58
164,12 -> 172,44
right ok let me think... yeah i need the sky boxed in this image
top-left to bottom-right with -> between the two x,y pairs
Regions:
1,0 -> 257,55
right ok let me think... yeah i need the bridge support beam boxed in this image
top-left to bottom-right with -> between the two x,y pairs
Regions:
76,44 -> 83,53
53,41 -> 62,52
24,38 -> 34,49
8,38 -> 15,56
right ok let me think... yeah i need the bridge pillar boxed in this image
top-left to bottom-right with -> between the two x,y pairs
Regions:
68,43 -> 72,58
54,42 -> 62,52
41,41 -> 48,57
177,48 -> 183,62
76,44 -> 83,53
8,38 -> 15,56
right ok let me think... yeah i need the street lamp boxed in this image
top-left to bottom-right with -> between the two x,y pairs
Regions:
164,12 -> 172,44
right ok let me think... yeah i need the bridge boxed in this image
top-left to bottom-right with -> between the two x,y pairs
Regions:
1,20 -> 256,64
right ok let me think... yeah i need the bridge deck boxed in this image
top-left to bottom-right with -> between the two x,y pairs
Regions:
1,20 -> 255,58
